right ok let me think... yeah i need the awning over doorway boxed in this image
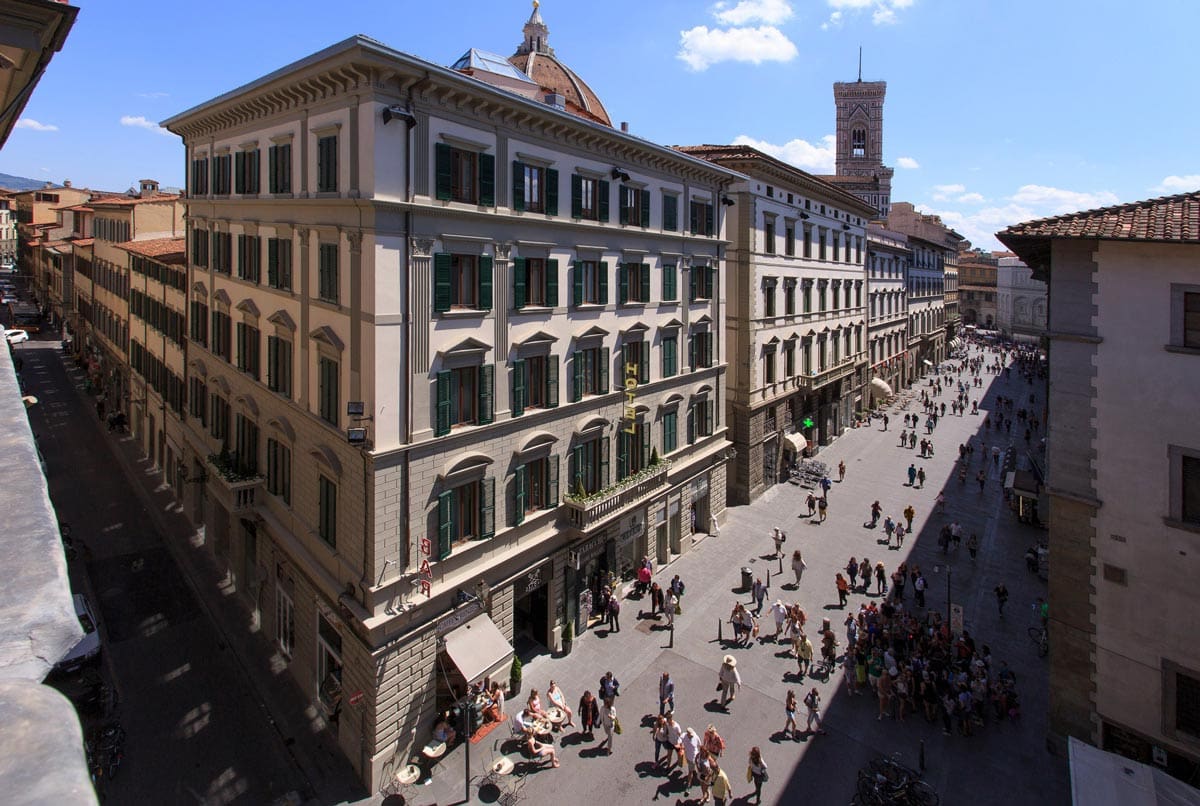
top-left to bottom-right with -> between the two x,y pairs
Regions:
869,377 -> 893,397
443,614 -> 514,686
949,338 -> 961,349
783,432 -> 807,453
922,359 -> 934,367
1068,737 -> 1200,806
1004,470 -> 1041,498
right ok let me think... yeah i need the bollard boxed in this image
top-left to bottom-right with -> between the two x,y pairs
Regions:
718,618 -> 723,643
669,624 -> 675,649
919,739 -> 926,772
767,569 -> 771,588
778,555 -> 783,575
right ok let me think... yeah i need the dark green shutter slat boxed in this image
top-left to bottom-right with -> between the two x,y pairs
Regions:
571,350 -> 583,402
435,370 -> 451,436
641,263 -> 650,304
547,354 -> 559,407
572,261 -> 583,307
617,432 -> 627,481
705,204 -> 714,236
707,400 -> 715,434
687,406 -> 696,444
618,263 -> 628,304
433,253 -> 452,313
479,153 -> 495,206
639,341 -> 649,384
570,445 -> 582,492
688,335 -> 696,371
618,186 -> 629,225
480,477 -> 495,540
478,255 -> 493,310
548,455 -> 559,506
571,174 -> 583,218
641,189 -> 651,228
600,435 -> 610,488
511,161 -> 525,212
689,267 -> 697,302
545,168 -> 558,215
513,257 -> 526,310
478,364 -> 494,424
664,195 -> 677,231
599,347 -> 609,393
664,264 -> 676,300
437,490 -> 453,558
514,464 -> 526,526
545,258 -> 558,307
598,261 -> 609,304
235,152 -> 245,194
512,358 -> 526,417
598,179 -> 609,222
435,143 -> 452,201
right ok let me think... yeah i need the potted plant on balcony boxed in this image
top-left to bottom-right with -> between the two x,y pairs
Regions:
649,447 -> 660,467
561,620 -> 574,656
508,656 -> 522,698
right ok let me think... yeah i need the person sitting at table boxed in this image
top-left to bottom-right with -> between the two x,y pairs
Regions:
546,680 -> 574,728
527,688 -> 549,719
432,711 -> 457,745
482,683 -> 505,724
512,708 -> 532,737
525,734 -> 560,767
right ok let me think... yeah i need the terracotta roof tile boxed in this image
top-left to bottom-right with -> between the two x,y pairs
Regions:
72,238 -> 94,247
997,190 -> 1200,244
115,236 -> 186,260
89,194 -> 180,207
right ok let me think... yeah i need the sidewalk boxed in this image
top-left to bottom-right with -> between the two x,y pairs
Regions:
404,345 -> 1066,805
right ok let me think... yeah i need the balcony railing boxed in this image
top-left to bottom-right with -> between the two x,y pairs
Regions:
206,452 -> 264,514
563,460 -> 671,532
798,357 -> 858,390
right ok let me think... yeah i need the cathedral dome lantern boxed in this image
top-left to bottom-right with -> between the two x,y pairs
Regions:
507,1 -> 612,126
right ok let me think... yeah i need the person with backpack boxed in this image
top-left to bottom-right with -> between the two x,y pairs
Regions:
804,688 -> 827,735
670,575 -> 686,613
817,496 -> 828,523
606,595 -> 621,633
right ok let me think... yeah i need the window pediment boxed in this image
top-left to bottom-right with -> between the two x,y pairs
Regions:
518,330 -> 558,348
309,445 -> 342,477
267,309 -> 296,331
236,298 -> 261,318
439,336 -> 490,359
518,431 -> 558,454
576,325 -> 609,341
440,452 -> 493,479
310,325 -> 345,352
268,416 -> 295,443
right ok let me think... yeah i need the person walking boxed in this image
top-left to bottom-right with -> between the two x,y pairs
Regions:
599,671 -> 621,707
817,496 -> 828,523
664,711 -> 684,770
681,728 -> 702,794
994,583 -> 1009,617
820,475 -> 832,498
967,533 -> 979,561
907,463 -> 917,486
665,588 -> 678,627
746,747 -> 768,805
894,522 -> 906,549
836,573 -> 849,607
884,516 -> 895,544
804,687 -> 827,735
846,556 -> 859,589
977,469 -> 987,492
869,500 -> 882,528
791,550 -> 807,587
875,561 -> 888,595
770,599 -> 788,639
579,690 -> 600,738
652,715 -> 671,766
838,460 -> 846,483
659,671 -> 676,716
917,467 -> 926,489
882,413 -> 889,431
903,504 -> 915,531
752,577 -> 767,616
711,761 -> 733,806
936,492 -> 945,513
858,558 -> 871,592
600,701 -> 617,755
797,632 -> 813,675
806,493 -> 817,517
717,655 -> 741,709
914,572 -> 926,608
771,527 -> 784,558
783,690 -> 798,739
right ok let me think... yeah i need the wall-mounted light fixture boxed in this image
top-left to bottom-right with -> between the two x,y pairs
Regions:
720,196 -> 735,207
611,167 -> 631,182
799,212 -> 810,220
381,104 -> 417,127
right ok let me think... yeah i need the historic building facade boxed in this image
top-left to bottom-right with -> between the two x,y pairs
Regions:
675,145 -> 873,504
958,247 -> 998,328
823,73 -> 893,220
995,252 -> 1047,343
865,224 -> 910,404
887,202 -> 961,374
163,20 -> 735,789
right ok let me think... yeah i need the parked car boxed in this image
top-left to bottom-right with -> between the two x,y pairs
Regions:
57,594 -> 101,672
6,329 -> 29,344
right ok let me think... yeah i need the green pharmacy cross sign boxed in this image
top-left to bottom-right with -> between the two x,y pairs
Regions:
802,417 -> 815,429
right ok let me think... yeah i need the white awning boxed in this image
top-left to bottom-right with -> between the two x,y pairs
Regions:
1069,736 -> 1200,806
869,377 -> 893,397
949,338 -> 961,349
783,432 -> 807,453
443,614 -> 514,686
923,359 -> 934,367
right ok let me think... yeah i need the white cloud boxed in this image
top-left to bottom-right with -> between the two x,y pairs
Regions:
824,0 -> 915,28
678,25 -> 798,70
731,134 -> 836,174
896,156 -> 920,170
1151,174 -> 1200,194
713,0 -> 794,25
957,192 -> 985,204
821,10 -> 843,29
15,118 -> 57,132
137,91 -> 169,99
931,183 -> 965,201
1009,184 -> 1118,212
120,115 -> 172,137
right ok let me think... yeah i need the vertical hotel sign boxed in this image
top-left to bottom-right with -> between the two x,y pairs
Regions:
418,537 -> 433,597
623,362 -> 638,434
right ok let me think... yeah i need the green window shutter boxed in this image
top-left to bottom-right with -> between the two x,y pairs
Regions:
570,445 -> 582,492
689,203 -> 698,234
707,400 -> 715,434
597,179 -> 610,222
618,185 -> 629,225
571,261 -> 583,307
664,195 -> 678,231
433,253 -> 452,313
545,258 -> 558,307
512,358 -> 526,417
598,261 -> 609,304
599,347 -> 610,393
269,146 -> 277,191
639,341 -> 649,384
435,370 -> 452,436
480,477 -> 495,540
267,239 -> 278,287
663,337 -> 675,377
640,263 -> 650,304
513,257 -> 527,310
571,174 -> 583,218
705,203 -> 715,235
511,161 -> 525,212
663,264 -> 676,301
642,424 -> 651,466
437,490 -> 454,558
479,153 -> 495,206
478,364 -> 494,424
435,143 -> 452,201
545,168 -> 559,215
546,354 -> 559,408
600,436 -> 610,488
514,464 -> 527,526
616,431 -> 628,481
688,334 -> 696,371
618,263 -> 629,304
687,405 -> 696,444
641,189 -> 651,228
478,255 -> 493,310
235,152 -> 245,194
689,267 -> 697,302
548,455 -> 559,506
571,350 -> 583,402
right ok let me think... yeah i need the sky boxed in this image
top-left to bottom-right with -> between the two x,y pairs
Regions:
2,0 -> 1197,251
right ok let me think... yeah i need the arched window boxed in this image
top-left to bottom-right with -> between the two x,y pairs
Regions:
851,128 -> 867,157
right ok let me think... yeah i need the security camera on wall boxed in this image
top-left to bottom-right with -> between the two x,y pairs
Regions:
347,427 -> 367,445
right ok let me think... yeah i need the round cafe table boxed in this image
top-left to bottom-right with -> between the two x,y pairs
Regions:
532,719 -> 553,738
422,741 -> 447,760
491,756 -> 515,776
546,707 -> 565,727
396,763 -> 421,785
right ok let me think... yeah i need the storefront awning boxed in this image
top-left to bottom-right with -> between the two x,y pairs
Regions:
869,377 -> 893,397
1069,736 -> 1200,806
949,338 -> 960,349
443,614 -> 514,686
783,432 -> 807,453
922,359 -> 934,367
1004,470 -> 1041,498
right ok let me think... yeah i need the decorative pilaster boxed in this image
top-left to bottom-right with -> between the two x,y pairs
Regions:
409,237 -> 435,373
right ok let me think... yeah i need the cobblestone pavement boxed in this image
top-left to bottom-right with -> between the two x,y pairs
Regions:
385,345 -> 1069,806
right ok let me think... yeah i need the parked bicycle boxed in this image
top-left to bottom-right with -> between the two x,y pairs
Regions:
853,753 -> 939,806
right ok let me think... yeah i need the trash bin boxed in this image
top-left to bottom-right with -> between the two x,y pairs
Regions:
741,567 -> 753,591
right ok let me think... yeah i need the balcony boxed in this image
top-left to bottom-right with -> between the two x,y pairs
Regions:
206,451 -> 263,514
798,356 -> 857,390
563,460 -> 671,532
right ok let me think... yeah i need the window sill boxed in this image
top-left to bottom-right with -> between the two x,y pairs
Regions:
439,308 -> 489,319
513,305 -> 554,314
573,302 -> 606,310
1163,517 -> 1200,535
619,301 -> 648,308
1165,345 -> 1200,356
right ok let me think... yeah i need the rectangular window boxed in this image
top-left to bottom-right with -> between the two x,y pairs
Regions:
188,377 -> 207,426
211,310 -> 231,361
318,243 -> 338,304
689,200 -> 715,236
619,262 -> 650,304
570,346 -> 609,401
616,423 -> 650,481
687,397 -> 715,444
764,218 -> 775,254
690,265 -> 715,301
570,175 -> 608,221
1184,291 -> 1200,349
435,144 -> 495,206
662,410 -> 678,455
212,154 -> 231,195
267,237 -> 292,291
663,194 -> 678,231
511,162 -> 558,215
570,436 -> 609,496
661,264 -> 677,302
267,336 -> 293,397
1184,454 -> 1200,524
434,364 -> 494,435
688,331 -> 714,370
763,281 -> 776,318
433,252 -> 492,312
619,185 -> 650,227
189,301 -> 209,346
819,230 -> 828,261
803,226 -> 812,258
572,260 -> 606,306
514,456 -> 558,524
275,587 -> 294,657
266,438 -> 291,505
318,475 -> 337,547
268,143 -> 292,194
784,281 -> 796,315
317,135 -> 338,193
211,232 -> 232,274
833,234 -> 840,262
526,258 -> 546,306
317,356 -> 339,426
512,354 -> 557,415
234,414 -> 259,475
191,227 -> 209,267
785,342 -> 796,377
512,257 -> 557,309
237,234 -> 261,284
785,225 -> 795,257
662,334 -> 678,378
316,612 -> 342,705
236,322 -> 261,380
622,340 -> 650,384
234,149 -> 260,194
191,158 -> 209,196
210,394 -> 231,448
764,346 -> 777,383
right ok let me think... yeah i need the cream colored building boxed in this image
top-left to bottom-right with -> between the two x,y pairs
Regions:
999,190 -> 1200,778
865,224 -> 910,403
0,192 -> 17,263
887,202 -> 961,374
676,144 -> 873,503
162,18 -> 735,789
995,252 -> 1047,343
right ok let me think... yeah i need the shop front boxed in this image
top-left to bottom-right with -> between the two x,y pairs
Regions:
568,530 -> 615,636
436,601 -> 514,723
512,559 -> 552,657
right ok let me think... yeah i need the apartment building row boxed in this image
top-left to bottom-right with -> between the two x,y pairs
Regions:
16,10 -> 964,792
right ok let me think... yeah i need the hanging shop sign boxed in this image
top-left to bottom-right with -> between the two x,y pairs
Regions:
622,362 -> 638,434
418,536 -> 434,598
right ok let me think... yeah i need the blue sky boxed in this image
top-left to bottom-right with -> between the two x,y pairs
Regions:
3,0 -> 1196,249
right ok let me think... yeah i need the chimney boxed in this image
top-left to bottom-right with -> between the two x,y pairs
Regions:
620,122 -> 629,133
62,179 -> 72,188
544,92 -> 565,110
139,179 -> 159,198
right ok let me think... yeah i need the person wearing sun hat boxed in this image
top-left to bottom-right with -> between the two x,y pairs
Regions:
717,654 -> 742,709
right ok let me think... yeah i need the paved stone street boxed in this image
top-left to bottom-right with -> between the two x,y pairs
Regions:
401,345 -> 1069,806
